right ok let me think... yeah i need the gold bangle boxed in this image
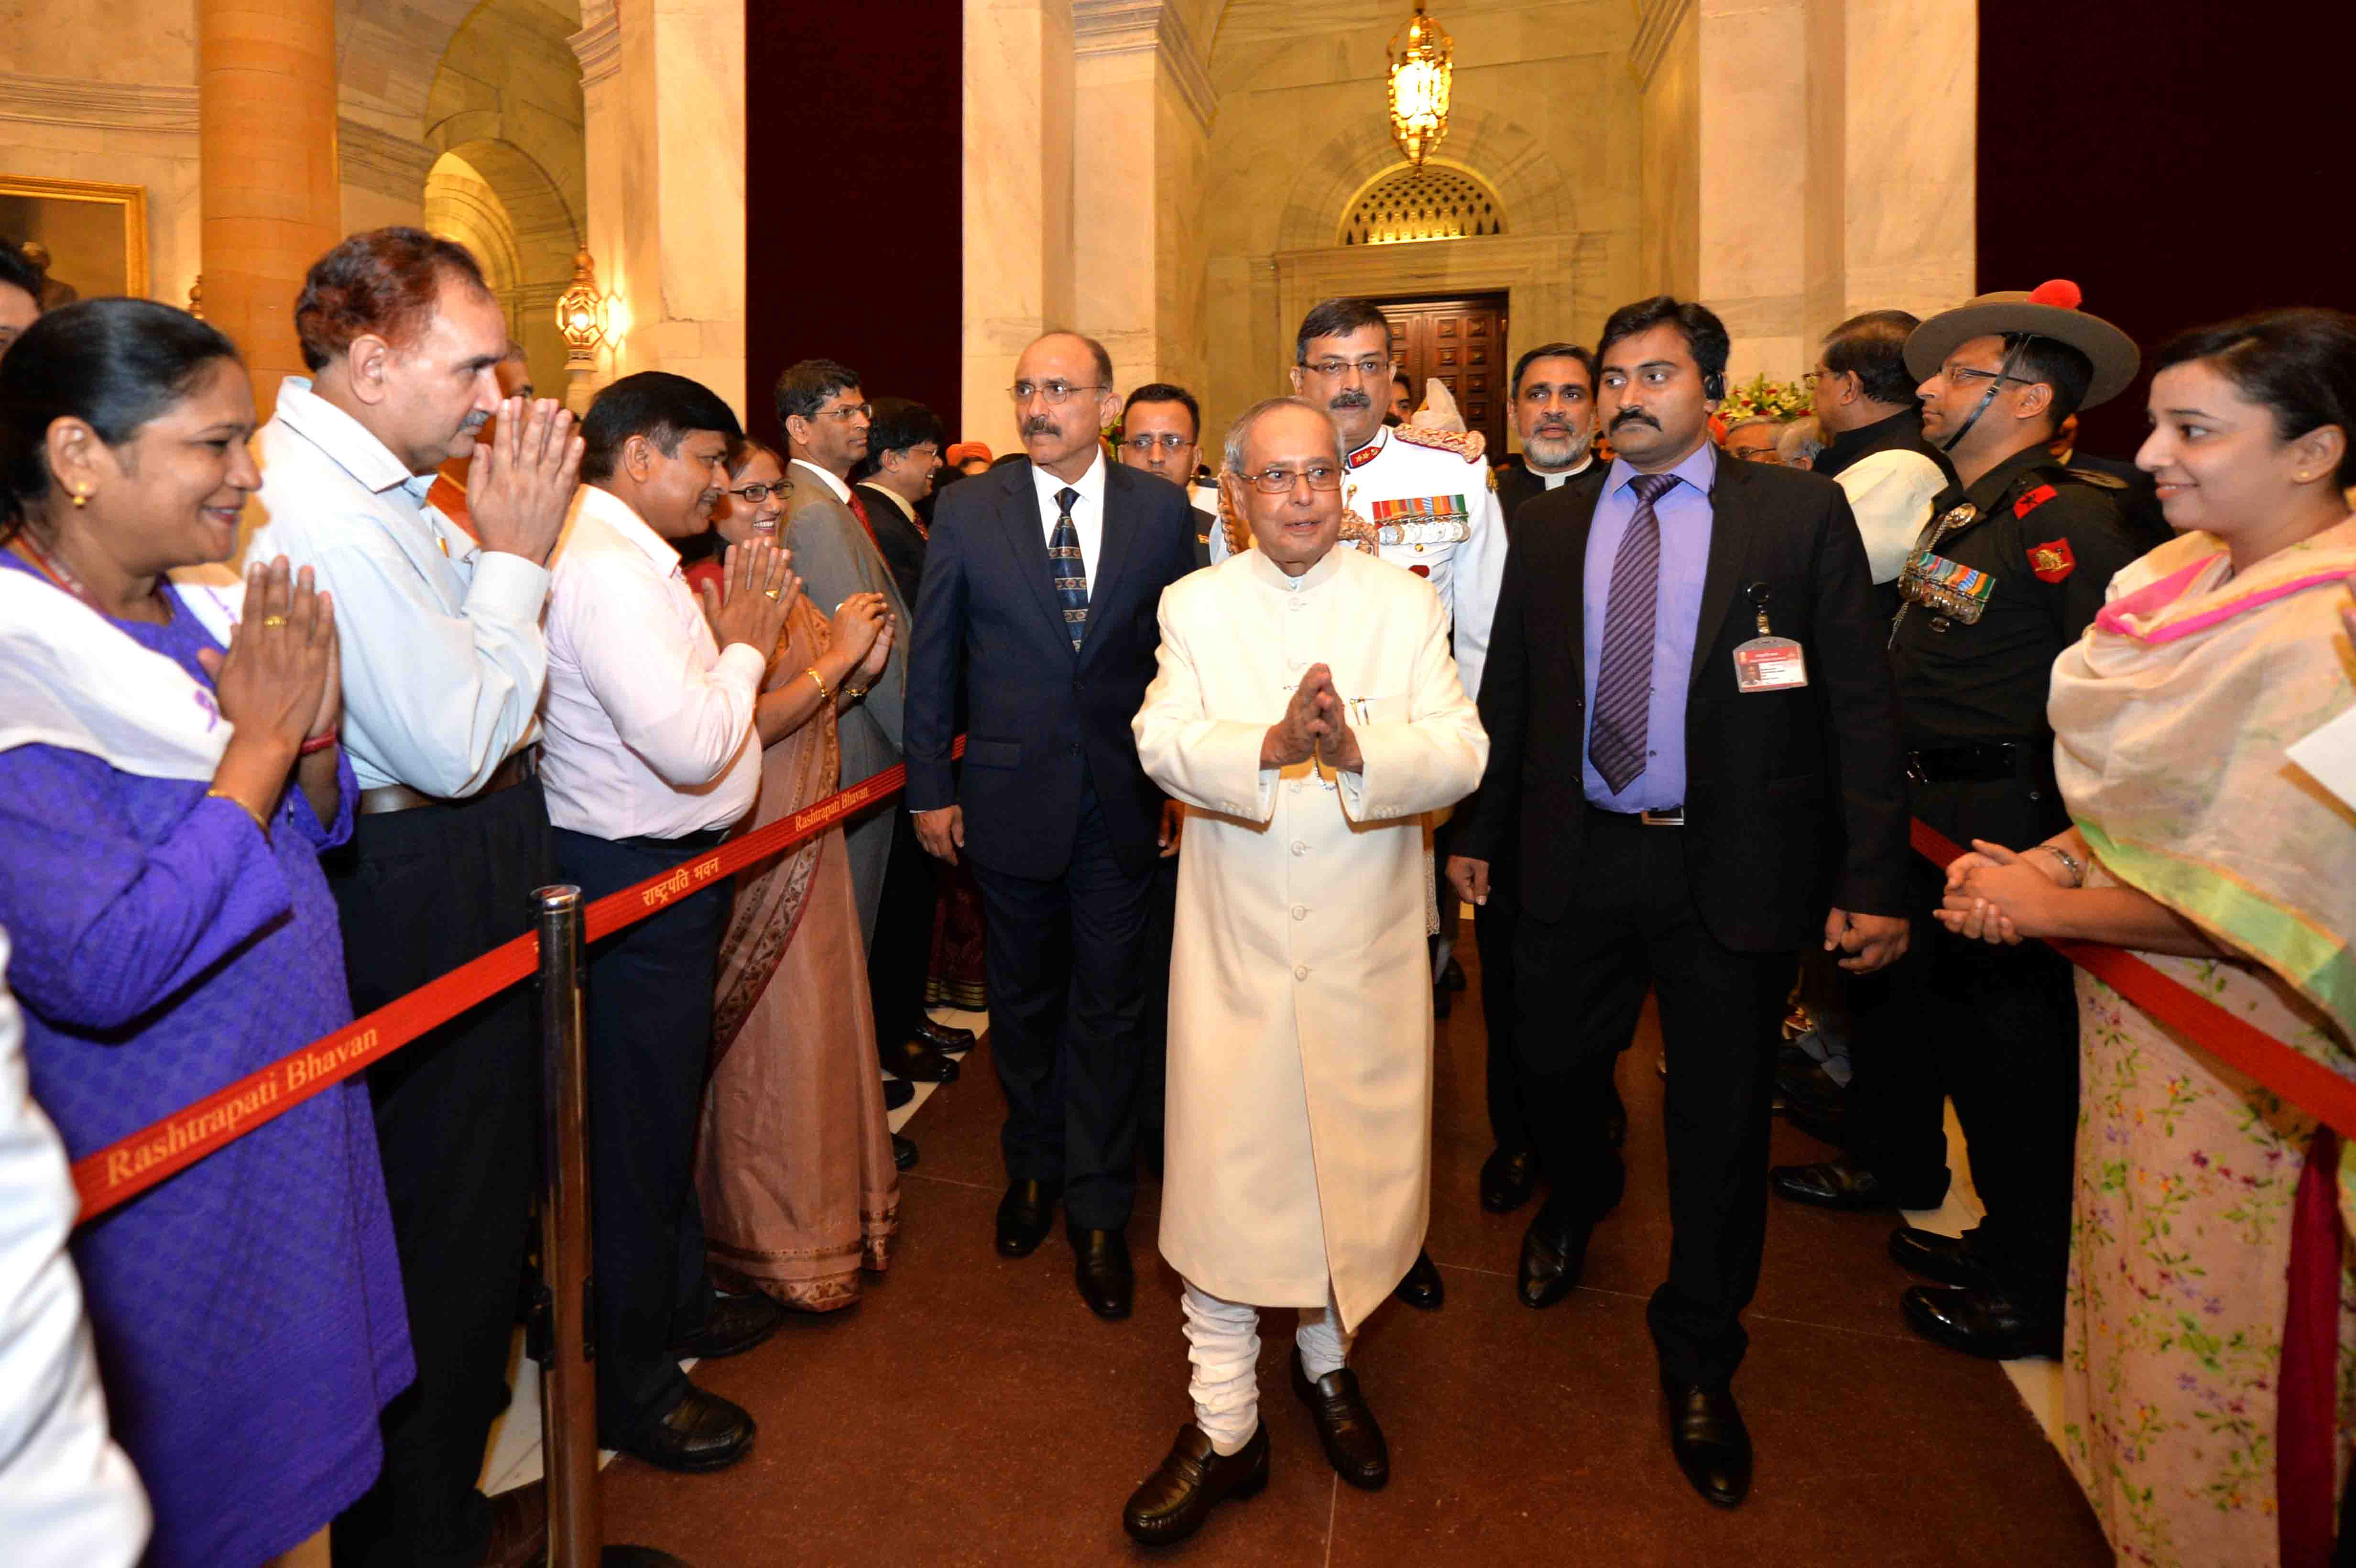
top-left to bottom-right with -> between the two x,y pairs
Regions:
805,665 -> 832,703
206,789 -> 273,841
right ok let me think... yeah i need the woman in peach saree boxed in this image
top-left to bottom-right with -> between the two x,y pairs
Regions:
692,439 -> 901,1309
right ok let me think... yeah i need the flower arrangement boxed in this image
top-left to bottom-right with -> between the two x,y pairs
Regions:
1716,373 -> 1811,424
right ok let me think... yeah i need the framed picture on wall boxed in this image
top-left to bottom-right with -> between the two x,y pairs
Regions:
0,174 -> 150,306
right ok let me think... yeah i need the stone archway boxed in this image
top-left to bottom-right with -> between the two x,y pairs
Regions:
421,137 -> 580,392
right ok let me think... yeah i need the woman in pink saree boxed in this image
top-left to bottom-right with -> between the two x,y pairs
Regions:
690,439 -> 902,1310
1942,309 -> 2356,1568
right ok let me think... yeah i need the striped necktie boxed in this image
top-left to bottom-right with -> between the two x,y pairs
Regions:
1589,471 -> 1679,795
1049,486 -> 1089,650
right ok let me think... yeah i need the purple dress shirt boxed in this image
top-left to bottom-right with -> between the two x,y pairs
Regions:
1581,441 -> 1720,811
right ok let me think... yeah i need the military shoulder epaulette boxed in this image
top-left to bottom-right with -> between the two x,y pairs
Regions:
2064,466 -> 2128,490
1393,425 -> 1487,463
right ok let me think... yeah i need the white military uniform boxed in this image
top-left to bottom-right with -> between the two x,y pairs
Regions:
1340,423 -> 1508,701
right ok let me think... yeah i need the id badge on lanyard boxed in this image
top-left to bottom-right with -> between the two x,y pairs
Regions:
1733,583 -> 1808,692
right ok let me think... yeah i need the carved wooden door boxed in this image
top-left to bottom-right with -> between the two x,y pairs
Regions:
1377,293 -> 1509,459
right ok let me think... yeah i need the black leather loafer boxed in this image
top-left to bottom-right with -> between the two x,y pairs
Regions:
1517,1199 -> 1593,1308
881,1036 -> 959,1083
609,1384 -> 755,1474
1122,1422 -> 1269,1545
995,1177 -> 1060,1257
1900,1283 -> 2063,1360
1480,1145 -> 1540,1213
882,1077 -> 914,1111
1770,1158 -> 1943,1213
917,1016 -> 976,1053
668,1289 -> 785,1360
893,1134 -> 918,1171
1290,1350 -> 1388,1489
1070,1224 -> 1134,1320
1393,1248 -> 1444,1310
1663,1383 -> 1751,1508
1887,1226 -> 1992,1287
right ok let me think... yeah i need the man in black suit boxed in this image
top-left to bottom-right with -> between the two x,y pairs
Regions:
1117,382 -> 1222,567
906,330 -> 1197,1319
1448,297 -> 1911,1510
1493,341 -> 1603,533
853,396 -> 945,608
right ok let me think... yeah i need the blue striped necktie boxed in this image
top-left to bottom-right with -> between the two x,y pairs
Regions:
1590,471 -> 1679,794
1049,486 -> 1089,650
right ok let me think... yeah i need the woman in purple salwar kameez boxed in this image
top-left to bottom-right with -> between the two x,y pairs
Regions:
0,300 -> 411,1567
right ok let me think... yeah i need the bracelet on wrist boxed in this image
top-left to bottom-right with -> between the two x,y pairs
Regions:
804,665 -> 833,703
206,789 -> 273,841
298,732 -> 339,756
2033,843 -> 2085,889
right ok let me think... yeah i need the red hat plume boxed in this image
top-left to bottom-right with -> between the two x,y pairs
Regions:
2028,279 -> 2083,310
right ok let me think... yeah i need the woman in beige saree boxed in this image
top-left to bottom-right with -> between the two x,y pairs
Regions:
692,439 -> 902,1310
1942,310 -> 2356,1568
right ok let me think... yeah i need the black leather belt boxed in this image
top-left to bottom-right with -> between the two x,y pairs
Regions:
1599,804 -> 1684,827
358,749 -> 538,816
1905,740 -> 2033,785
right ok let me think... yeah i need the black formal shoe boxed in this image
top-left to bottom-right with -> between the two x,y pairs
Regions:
916,1016 -> 976,1053
1122,1422 -> 1269,1546
1070,1224 -> 1134,1319
882,1077 -> 914,1111
1393,1248 -> 1444,1310
609,1384 -> 755,1473
893,1134 -> 918,1171
881,1036 -> 959,1083
994,1178 -> 1060,1257
1517,1199 -> 1594,1309
1900,1284 -> 2063,1360
1480,1145 -> 1540,1213
1887,1226 -> 1992,1287
668,1289 -> 785,1360
1290,1350 -> 1389,1489
477,1480 -> 547,1568
1439,956 -> 1467,992
1663,1383 -> 1751,1508
1770,1158 -> 1943,1213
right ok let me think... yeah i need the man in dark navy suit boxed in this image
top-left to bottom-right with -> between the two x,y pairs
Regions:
904,330 -> 1197,1321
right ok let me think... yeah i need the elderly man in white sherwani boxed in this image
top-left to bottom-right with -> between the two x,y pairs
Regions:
1120,397 -> 1488,1546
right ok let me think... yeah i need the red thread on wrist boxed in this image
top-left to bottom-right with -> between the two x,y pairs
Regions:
299,732 -> 339,756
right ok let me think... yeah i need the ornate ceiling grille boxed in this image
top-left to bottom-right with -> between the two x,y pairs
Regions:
1340,165 -> 1506,247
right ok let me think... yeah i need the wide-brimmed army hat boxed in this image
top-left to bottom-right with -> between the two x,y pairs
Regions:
1904,279 -> 2141,411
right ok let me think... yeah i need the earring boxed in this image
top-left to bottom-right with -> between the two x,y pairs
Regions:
69,489 -> 87,508
2294,471 -> 2312,482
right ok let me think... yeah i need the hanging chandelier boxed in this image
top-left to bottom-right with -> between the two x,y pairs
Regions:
1386,1 -> 1453,168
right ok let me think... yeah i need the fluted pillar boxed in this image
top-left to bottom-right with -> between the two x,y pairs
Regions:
198,0 -> 341,418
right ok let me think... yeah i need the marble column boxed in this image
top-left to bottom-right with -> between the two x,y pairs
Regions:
197,0 -> 341,416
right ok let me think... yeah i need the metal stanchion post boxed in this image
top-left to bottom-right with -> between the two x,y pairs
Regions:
533,886 -> 692,1568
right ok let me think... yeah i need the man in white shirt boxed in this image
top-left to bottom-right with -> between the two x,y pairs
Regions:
544,371 -> 793,1474
246,227 -> 579,1568
0,939 -> 149,1568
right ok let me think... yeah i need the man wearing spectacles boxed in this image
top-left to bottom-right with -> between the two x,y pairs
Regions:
1118,383 -> 1222,568
1123,396 -> 1488,1544
776,359 -> 960,1089
904,331 -> 1199,1323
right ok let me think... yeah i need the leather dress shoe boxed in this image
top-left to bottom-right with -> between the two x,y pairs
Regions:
1123,1422 -> 1269,1545
1663,1383 -> 1752,1508
1901,1284 -> 2063,1360
1290,1350 -> 1388,1488
609,1384 -> 755,1473
476,1480 -> 546,1568
893,1133 -> 918,1171
1887,1226 -> 1991,1287
1480,1145 -> 1540,1213
1070,1224 -> 1134,1319
1770,1159 -> 1942,1213
995,1178 -> 1060,1257
1518,1199 -> 1594,1308
917,1016 -> 976,1053
881,1036 -> 959,1083
1393,1248 -> 1444,1310
881,1077 -> 914,1111
668,1289 -> 785,1360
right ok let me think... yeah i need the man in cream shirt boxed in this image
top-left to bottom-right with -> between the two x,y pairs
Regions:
1123,396 -> 1488,1545
541,371 -> 793,1475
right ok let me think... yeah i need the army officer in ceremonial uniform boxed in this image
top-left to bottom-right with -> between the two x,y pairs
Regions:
1770,280 -> 2148,1363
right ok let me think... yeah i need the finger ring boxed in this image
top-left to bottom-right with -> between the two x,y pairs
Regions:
763,588 -> 781,599
261,614 -> 289,628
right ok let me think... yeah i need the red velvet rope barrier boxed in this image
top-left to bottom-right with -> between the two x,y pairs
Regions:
1908,819 -> 2356,1143
69,741 -> 960,1224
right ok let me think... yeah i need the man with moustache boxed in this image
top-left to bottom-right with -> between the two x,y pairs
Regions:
777,360 -> 964,1085
1773,284 -> 2143,1364
1801,309 -> 1955,616
1119,382 -> 1223,566
541,372 -> 795,1471
246,229 -> 578,1568
1291,296 -> 1506,1307
904,331 -> 1196,1319
425,342 -> 534,535
1450,295 -> 1911,1508
1122,397 -> 1488,1543
1494,342 -> 1603,529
